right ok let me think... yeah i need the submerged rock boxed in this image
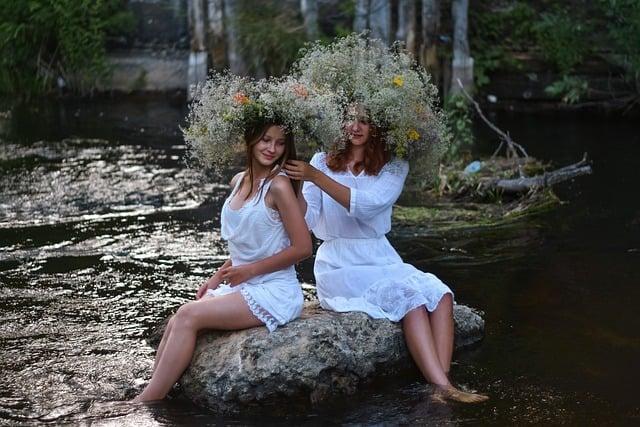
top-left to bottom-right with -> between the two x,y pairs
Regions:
177,301 -> 484,412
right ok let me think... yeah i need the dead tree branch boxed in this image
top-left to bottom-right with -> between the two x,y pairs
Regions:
481,153 -> 592,194
455,78 -> 529,159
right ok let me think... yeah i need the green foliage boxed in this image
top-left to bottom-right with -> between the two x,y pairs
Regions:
444,94 -> 473,160
470,2 -> 537,87
533,9 -> 591,74
598,0 -> 640,81
544,75 -> 589,104
0,0 -> 134,96
236,0 -> 307,77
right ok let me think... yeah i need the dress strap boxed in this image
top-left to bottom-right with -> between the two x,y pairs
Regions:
229,171 -> 246,198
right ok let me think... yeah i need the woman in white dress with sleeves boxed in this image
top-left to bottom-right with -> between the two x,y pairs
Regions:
285,108 -> 488,403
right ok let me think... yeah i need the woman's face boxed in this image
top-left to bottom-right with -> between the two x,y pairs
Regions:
346,118 -> 370,146
252,125 -> 286,167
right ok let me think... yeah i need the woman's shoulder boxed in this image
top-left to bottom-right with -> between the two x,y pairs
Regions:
230,171 -> 245,188
381,158 -> 409,176
309,151 -> 328,168
268,174 -> 294,195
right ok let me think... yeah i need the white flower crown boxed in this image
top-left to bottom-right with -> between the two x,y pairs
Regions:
183,73 -> 345,172
293,33 -> 451,160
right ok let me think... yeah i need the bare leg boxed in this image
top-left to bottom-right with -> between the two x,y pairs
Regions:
133,292 -> 262,402
153,316 -> 174,374
402,306 -> 488,403
428,293 -> 454,375
403,306 -> 451,386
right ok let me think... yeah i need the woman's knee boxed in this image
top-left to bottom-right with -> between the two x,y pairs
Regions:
435,293 -> 453,312
173,302 -> 201,331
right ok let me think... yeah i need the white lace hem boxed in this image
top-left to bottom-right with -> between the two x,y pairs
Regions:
239,288 -> 279,332
320,270 -> 453,322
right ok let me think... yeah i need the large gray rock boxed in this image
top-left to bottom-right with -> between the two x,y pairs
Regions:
177,301 -> 484,411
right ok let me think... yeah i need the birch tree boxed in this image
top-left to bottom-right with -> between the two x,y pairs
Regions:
450,0 -> 474,95
421,0 -> 441,77
354,0 -> 369,33
223,0 -> 247,75
188,0 -> 208,96
353,0 -> 391,44
300,0 -> 319,40
207,0 -> 226,70
396,0 -> 416,54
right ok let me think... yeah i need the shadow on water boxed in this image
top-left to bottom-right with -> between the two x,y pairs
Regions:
0,98 -> 639,425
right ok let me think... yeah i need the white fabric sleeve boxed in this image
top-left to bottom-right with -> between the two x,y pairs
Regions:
348,160 -> 409,221
301,153 -> 324,230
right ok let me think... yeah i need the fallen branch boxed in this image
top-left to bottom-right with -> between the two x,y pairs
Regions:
481,153 -> 592,194
455,78 -> 529,160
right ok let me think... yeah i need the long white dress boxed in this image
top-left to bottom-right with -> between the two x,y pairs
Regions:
206,173 -> 304,332
303,152 -> 452,321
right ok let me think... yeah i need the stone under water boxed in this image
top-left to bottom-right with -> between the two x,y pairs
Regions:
171,301 -> 484,412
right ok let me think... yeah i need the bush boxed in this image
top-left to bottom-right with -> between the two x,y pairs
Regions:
236,0 -> 307,77
599,0 -> 640,81
544,75 -> 589,104
533,9 -> 591,74
470,2 -> 537,87
0,0 -> 134,96
444,94 -> 474,160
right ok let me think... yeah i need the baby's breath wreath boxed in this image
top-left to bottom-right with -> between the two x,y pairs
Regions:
183,73 -> 344,173
293,33 -> 450,172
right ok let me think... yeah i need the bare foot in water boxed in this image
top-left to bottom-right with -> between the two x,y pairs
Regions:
432,385 -> 489,404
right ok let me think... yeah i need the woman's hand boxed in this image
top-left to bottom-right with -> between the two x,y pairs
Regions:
219,264 -> 256,286
284,160 -> 318,182
196,274 -> 223,300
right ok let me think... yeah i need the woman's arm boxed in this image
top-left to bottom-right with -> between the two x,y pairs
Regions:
285,159 -> 409,221
196,258 -> 231,299
298,155 -> 326,229
219,176 -> 312,286
285,159 -> 350,210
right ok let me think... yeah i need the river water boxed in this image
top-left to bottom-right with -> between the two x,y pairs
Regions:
0,97 -> 638,425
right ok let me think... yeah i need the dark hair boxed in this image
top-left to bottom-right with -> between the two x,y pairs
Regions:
326,124 -> 390,175
242,123 -> 300,200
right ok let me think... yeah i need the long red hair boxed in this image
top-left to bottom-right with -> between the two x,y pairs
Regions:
326,125 -> 390,176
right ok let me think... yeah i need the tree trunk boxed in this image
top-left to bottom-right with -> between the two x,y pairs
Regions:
188,0 -> 209,98
354,0 -> 369,33
396,0 -> 416,54
300,0 -> 320,40
207,0 -> 226,70
369,0 -> 391,44
421,0 -> 441,86
223,0 -> 247,75
450,0 -> 474,96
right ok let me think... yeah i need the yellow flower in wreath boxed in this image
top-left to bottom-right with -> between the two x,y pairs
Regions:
407,129 -> 420,141
392,75 -> 404,87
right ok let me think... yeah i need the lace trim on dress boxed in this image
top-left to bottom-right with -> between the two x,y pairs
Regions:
362,270 -> 453,319
240,287 -> 279,332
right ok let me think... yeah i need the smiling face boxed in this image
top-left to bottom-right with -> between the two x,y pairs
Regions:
345,105 -> 371,146
251,125 -> 286,167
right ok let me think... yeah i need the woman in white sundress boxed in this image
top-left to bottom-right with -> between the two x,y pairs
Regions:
132,73 -> 343,402
133,121 -> 310,402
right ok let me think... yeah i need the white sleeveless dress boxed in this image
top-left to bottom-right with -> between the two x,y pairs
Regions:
302,152 -> 453,321
206,172 -> 304,332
